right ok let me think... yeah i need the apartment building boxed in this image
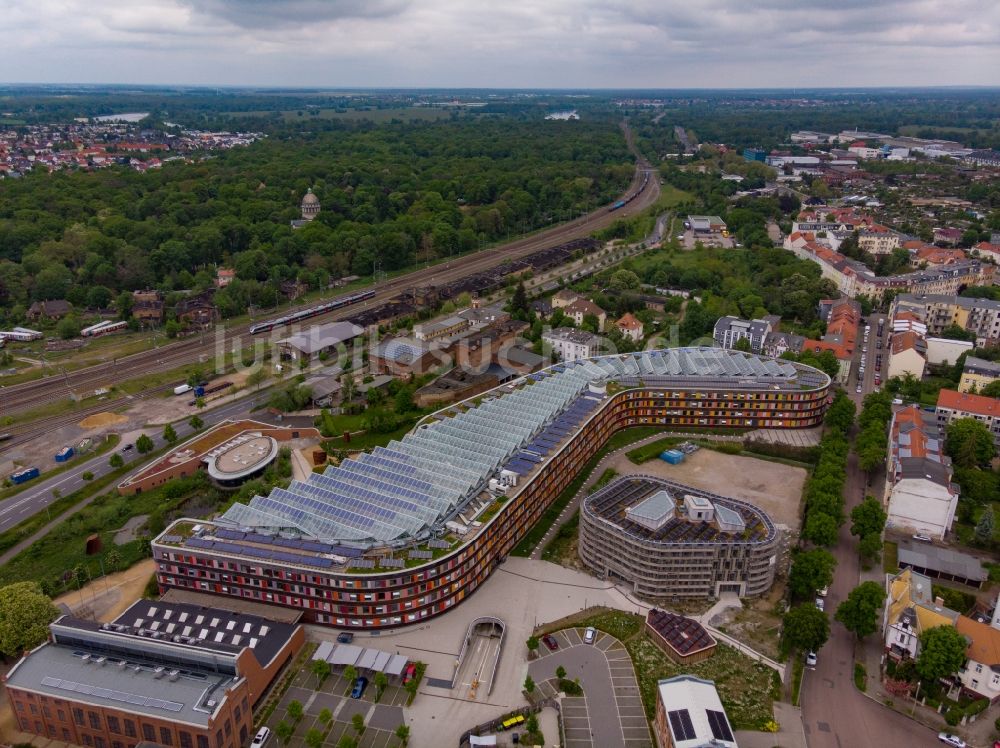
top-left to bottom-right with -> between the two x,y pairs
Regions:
712,316 -> 773,354
936,389 -> 1000,449
891,294 -> 1000,347
959,357 -> 1000,394
887,331 -> 927,380
542,327 -> 603,361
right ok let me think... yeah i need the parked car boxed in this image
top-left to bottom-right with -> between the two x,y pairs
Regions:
583,627 -> 597,644
806,652 -> 818,667
815,598 -> 825,612
403,663 -> 417,685
817,585 -> 828,597
937,734 -> 966,748
336,632 -> 354,644
350,676 -> 369,699
913,534 -> 933,543
121,443 -> 134,453
251,727 -> 271,748
542,634 -> 559,651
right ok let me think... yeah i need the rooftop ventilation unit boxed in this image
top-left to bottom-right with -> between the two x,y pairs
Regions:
81,654 -> 92,664
154,667 -> 165,679
95,656 -> 107,666
168,670 -> 180,682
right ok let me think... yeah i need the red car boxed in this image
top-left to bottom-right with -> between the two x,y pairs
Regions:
542,634 -> 559,651
402,663 -> 417,685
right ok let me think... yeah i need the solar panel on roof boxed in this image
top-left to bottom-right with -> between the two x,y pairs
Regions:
668,710 -> 696,741
428,539 -> 450,549
706,710 -> 734,742
351,559 -> 376,569
380,557 -> 405,568
408,549 -> 433,559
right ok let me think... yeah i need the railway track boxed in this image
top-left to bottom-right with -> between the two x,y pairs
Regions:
2,137 -> 660,430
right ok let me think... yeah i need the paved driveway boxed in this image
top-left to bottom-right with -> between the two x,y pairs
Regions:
528,628 -> 651,748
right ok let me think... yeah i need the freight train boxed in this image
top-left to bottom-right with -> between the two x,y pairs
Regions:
608,171 -> 650,211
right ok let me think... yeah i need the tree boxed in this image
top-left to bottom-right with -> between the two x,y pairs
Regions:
162,423 -> 178,444
733,337 -> 752,352
609,269 -> 641,290
523,674 -> 535,693
340,373 -> 355,402
343,665 -> 358,693
275,722 -> 293,745
247,367 -> 267,391
287,699 -> 303,722
351,713 -> 365,736
188,414 -> 204,430
802,512 -> 838,547
917,625 -> 968,683
859,533 -> 883,565
56,316 -> 81,340
109,452 -> 124,468
0,582 -> 60,657
395,724 -> 410,746
336,737 -> 358,748
788,549 -> 836,601
374,671 -> 389,700
782,604 -> 829,654
946,418 -> 997,468
305,729 -> 324,748
850,496 -> 887,539
982,380 -> 1000,398
310,658 -> 331,685
556,665 -> 567,679
394,387 -> 414,414
835,581 -> 884,640
318,708 -> 332,726
105,548 -> 123,572
509,281 -> 529,318
136,434 -> 154,454
975,506 -> 995,545
526,635 -> 539,653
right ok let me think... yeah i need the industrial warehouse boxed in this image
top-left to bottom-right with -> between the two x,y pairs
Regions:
152,347 -> 830,630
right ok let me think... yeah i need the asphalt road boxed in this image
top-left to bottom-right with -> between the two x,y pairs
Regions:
0,391 -> 267,536
800,309 -> 938,748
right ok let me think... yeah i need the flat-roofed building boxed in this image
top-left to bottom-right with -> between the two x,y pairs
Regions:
653,675 -> 737,748
542,327 -> 603,362
580,476 -> 777,599
413,315 -> 468,342
4,598 -> 304,748
277,321 -> 363,363
687,215 -> 727,234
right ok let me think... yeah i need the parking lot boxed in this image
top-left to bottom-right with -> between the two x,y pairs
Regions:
266,662 -> 407,748
528,628 -> 651,748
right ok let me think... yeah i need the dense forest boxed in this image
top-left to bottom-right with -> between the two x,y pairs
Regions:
0,118 -> 633,322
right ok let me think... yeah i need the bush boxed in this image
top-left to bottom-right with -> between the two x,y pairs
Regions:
713,442 -> 743,455
854,662 -> 866,692
945,706 -> 962,726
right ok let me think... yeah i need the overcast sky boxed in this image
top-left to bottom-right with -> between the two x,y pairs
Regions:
4,0 -> 999,88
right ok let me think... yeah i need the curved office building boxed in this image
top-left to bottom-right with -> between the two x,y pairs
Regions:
579,475 -> 779,599
153,347 -> 829,630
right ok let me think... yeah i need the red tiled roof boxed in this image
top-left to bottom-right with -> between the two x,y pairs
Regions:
937,389 -> 1000,418
616,312 -> 642,330
891,331 -> 926,356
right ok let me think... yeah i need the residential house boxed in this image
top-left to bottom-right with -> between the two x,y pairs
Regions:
973,242 -> 1000,264
530,298 -> 553,319
762,331 -> 805,358
884,405 -> 959,540
215,267 -> 236,288
563,298 -> 607,331
551,288 -> 583,309
883,568 -> 959,663
713,316 -> 773,354
542,327 -> 602,362
858,226 -> 900,255
959,357 -> 1000,394
615,313 -> 644,343
132,289 -> 164,325
26,299 -> 72,322
800,298 -> 860,384
936,389 -> 1000,449
955,616 -> 1000,703
910,245 -> 968,268
887,331 -> 927,380
653,675 -> 737,748
934,227 -> 963,246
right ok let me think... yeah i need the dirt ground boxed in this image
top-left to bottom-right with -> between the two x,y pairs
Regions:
710,583 -> 786,661
53,557 -> 156,622
79,411 -> 129,429
610,448 -> 807,532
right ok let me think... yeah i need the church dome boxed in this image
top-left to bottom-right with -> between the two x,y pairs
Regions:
301,189 -> 320,205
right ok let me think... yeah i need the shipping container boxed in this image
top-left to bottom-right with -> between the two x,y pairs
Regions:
55,446 -> 74,462
10,466 -> 40,484
659,449 -> 685,464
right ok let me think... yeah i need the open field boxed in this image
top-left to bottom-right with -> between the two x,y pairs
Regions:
609,447 -> 807,531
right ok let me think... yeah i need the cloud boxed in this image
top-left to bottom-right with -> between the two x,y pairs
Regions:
0,0 -> 997,87
179,0 -> 411,29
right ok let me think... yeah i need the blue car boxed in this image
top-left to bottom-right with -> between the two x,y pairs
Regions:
350,676 -> 368,699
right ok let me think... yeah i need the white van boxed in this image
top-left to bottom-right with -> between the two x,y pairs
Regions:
251,727 -> 271,748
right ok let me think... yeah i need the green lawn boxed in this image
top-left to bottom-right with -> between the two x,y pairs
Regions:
565,609 -> 777,730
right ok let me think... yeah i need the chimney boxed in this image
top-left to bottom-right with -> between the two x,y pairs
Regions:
935,596 -> 945,607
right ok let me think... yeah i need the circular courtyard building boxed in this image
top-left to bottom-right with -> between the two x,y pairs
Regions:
580,475 -> 779,599
204,434 -> 280,488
